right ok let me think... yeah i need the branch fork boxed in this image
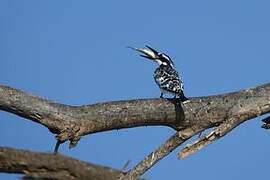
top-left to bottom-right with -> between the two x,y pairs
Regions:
0,83 -> 269,179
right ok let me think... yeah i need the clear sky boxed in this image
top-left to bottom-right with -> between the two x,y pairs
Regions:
0,1 -> 270,179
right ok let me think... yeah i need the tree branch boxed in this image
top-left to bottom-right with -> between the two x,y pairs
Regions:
123,83 -> 270,179
179,117 -> 240,158
120,127 -> 203,180
0,84 -> 269,148
0,146 -> 122,180
0,83 -> 269,179
179,96 -> 270,158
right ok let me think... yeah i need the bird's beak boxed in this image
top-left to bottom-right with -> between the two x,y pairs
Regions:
128,46 -> 159,60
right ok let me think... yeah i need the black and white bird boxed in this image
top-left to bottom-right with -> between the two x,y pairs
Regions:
129,45 -> 188,101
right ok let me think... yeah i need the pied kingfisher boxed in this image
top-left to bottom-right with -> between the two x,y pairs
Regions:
129,45 -> 188,101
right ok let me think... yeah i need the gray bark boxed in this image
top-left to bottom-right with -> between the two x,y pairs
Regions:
0,83 -> 269,179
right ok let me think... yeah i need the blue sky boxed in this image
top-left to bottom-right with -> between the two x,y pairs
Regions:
0,1 -> 270,179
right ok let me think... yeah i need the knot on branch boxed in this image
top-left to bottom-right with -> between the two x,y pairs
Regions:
54,124 -> 82,153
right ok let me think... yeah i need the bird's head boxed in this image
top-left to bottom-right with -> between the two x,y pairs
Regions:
128,45 -> 174,67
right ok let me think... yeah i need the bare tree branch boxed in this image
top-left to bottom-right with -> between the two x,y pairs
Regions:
0,83 -> 269,179
0,84 -> 186,148
179,117 -> 239,158
120,127 -> 203,180
179,100 -> 270,158
1,83 -> 269,148
122,83 -> 270,179
0,146 -> 122,180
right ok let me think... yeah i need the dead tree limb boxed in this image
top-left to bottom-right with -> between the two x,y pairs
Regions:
121,84 -> 270,180
0,83 -> 269,179
120,127 -> 203,180
0,146 -> 122,180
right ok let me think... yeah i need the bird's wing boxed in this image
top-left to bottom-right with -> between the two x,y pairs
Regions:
154,67 -> 184,94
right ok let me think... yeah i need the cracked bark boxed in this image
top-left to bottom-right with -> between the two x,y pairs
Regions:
0,83 -> 269,179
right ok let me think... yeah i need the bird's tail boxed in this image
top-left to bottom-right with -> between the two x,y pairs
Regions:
179,92 -> 189,102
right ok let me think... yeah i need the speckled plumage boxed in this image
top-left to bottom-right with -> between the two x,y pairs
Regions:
154,65 -> 185,98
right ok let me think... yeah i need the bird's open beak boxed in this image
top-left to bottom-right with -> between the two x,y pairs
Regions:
128,45 -> 159,60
